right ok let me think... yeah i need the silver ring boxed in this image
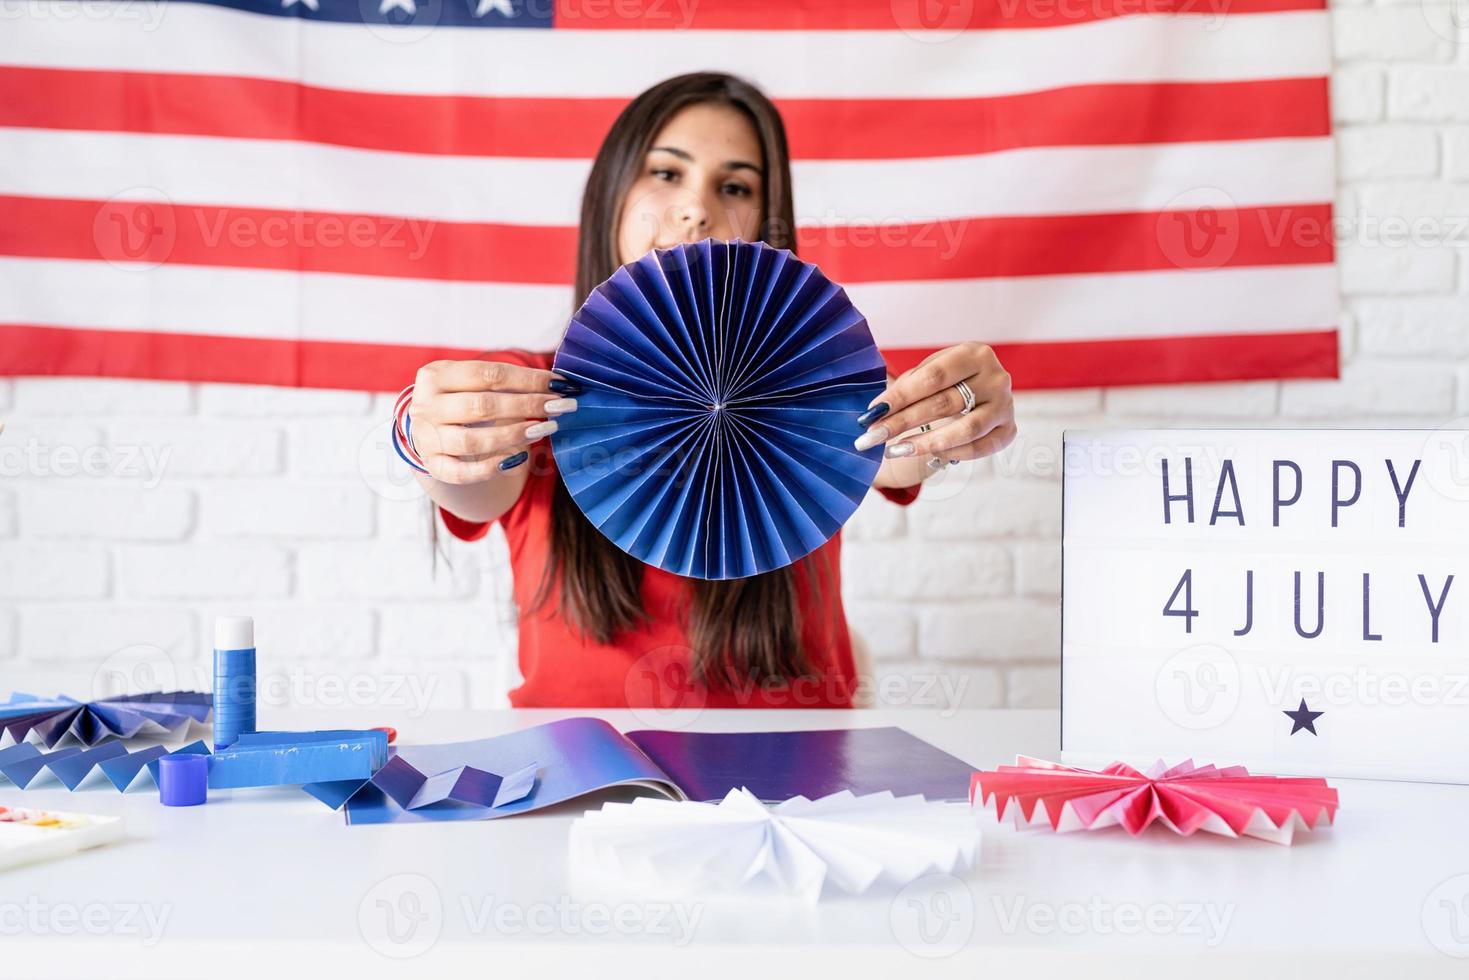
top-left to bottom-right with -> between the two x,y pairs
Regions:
954,379 -> 977,416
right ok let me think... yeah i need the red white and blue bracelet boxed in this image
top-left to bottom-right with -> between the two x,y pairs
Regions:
390,384 -> 430,475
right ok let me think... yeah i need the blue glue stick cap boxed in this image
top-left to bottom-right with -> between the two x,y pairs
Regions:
158,753 -> 209,807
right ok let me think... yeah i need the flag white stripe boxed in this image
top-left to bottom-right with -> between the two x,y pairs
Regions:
855,266 -> 1339,346
0,256 -> 572,350
0,4 -> 1332,99
0,128 -> 1335,226
0,257 -> 1339,349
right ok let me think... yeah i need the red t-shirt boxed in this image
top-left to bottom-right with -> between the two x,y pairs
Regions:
438,350 -> 919,709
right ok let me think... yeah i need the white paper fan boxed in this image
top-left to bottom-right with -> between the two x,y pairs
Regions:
569,787 -> 981,903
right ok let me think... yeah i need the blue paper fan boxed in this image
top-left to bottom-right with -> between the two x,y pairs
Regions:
0,691 -> 212,748
550,239 -> 886,580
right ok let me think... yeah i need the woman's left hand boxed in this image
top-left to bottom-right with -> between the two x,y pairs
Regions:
855,342 -> 1016,466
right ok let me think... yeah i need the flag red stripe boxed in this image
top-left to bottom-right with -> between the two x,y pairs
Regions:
803,204 -> 1335,282
883,330 -> 1339,387
0,67 -> 1329,160
783,80 -> 1329,159
0,196 -> 578,284
0,195 -> 1334,283
0,324 -> 1339,392
552,0 -> 1327,31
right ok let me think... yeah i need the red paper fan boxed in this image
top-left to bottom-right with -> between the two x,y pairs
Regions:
971,757 -> 1339,845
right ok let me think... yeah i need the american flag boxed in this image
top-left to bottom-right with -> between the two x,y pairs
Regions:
0,0 -> 1337,392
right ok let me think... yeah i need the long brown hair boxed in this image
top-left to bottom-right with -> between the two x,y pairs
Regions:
533,72 -> 823,690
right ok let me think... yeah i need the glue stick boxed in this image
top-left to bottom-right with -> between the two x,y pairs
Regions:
212,616 -> 257,751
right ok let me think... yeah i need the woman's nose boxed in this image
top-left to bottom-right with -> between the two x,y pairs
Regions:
673,197 -> 710,232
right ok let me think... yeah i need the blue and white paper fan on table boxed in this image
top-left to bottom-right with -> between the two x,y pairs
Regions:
0,691 -> 212,748
551,239 -> 886,580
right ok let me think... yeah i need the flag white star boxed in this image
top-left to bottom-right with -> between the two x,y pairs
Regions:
472,0 -> 514,16
379,0 -> 417,14
281,0 -> 319,9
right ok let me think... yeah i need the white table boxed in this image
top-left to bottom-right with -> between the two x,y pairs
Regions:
4,708 -> 1467,978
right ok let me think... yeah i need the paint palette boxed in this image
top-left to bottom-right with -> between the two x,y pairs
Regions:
0,805 -> 124,870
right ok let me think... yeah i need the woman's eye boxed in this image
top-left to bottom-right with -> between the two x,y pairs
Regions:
651,168 -> 678,182
722,184 -> 752,198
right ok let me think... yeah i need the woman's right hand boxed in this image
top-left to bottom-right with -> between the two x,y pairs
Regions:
408,359 -> 580,485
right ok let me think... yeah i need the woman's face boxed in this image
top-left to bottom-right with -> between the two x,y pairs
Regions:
616,102 -> 766,265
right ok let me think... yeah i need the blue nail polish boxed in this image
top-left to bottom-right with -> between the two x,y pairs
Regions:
548,378 -> 582,396
856,403 -> 890,428
500,451 -> 529,471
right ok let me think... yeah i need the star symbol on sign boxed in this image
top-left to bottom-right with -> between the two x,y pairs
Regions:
472,0 -> 514,15
281,0 -> 319,8
1283,698 -> 1324,736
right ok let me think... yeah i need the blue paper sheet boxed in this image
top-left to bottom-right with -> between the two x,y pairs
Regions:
339,719 -> 978,825
344,718 -> 676,825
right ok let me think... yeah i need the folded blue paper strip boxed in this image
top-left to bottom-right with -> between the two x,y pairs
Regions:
46,741 -> 129,790
208,730 -> 388,789
0,729 -> 388,794
300,774 -> 377,811
303,750 -> 538,814
0,739 -> 210,791
551,238 -> 887,580
0,691 -> 212,748
98,745 -> 171,791
364,755 -> 538,811
143,741 -> 211,782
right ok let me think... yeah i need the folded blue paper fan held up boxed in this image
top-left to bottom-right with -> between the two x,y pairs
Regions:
551,239 -> 887,581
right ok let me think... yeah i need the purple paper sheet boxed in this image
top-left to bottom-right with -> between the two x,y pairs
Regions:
625,726 -> 977,803
342,720 -> 977,824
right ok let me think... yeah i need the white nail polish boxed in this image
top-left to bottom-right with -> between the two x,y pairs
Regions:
544,398 -> 578,415
524,420 -> 558,440
886,442 -> 916,459
854,424 -> 890,452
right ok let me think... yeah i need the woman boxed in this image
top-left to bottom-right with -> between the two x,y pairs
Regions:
397,73 -> 1015,708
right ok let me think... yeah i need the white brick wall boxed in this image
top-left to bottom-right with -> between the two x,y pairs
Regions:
3,1 -> 1466,710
